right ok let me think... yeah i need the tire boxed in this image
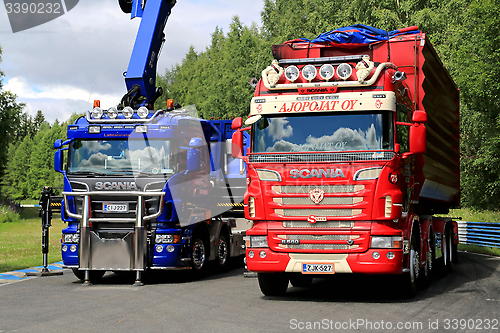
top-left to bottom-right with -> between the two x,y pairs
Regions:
442,226 -> 453,274
216,231 -> 230,269
401,234 -> 420,298
258,273 -> 289,296
289,274 -> 313,288
421,232 -> 435,286
191,234 -> 208,272
72,269 -> 105,282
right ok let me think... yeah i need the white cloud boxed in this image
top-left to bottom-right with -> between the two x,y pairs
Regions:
0,0 -> 264,123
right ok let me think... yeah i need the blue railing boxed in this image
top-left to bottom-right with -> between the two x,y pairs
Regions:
457,221 -> 500,248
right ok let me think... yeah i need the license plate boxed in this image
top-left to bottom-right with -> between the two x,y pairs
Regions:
103,202 -> 128,213
302,263 -> 335,274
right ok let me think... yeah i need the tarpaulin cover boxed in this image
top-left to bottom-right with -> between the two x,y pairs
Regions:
286,24 -> 420,45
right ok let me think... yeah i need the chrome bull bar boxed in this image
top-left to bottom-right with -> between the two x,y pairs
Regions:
62,191 -> 165,272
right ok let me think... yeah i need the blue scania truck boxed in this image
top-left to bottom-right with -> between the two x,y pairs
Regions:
54,0 -> 248,285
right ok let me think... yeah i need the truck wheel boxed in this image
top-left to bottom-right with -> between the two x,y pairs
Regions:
216,231 -> 229,269
258,273 -> 289,296
401,234 -> 419,297
289,274 -> 313,288
72,269 -> 105,282
191,235 -> 207,272
421,232 -> 434,286
443,226 -> 454,273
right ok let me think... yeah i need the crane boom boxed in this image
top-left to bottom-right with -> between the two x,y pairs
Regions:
120,0 -> 176,109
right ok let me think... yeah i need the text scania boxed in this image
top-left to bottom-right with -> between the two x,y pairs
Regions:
290,169 -> 345,179
278,99 -> 359,113
95,181 -> 138,190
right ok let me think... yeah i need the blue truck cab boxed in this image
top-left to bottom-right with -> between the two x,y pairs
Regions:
55,104 -> 248,284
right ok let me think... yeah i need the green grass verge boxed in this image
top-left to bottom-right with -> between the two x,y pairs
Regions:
446,208 -> 500,223
0,207 -> 64,273
458,244 -> 500,257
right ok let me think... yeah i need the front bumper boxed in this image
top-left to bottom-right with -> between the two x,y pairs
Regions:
246,248 -> 404,274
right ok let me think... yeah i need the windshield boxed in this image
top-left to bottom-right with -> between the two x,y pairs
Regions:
68,139 -> 174,176
252,112 -> 393,153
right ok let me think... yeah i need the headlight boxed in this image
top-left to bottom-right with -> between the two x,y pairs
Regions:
319,64 -> 334,81
371,236 -> 403,249
301,64 -> 317,81
137,106 -> 149,119
123,106 -> 134,119
91,107 -> 103,119
285,65 -> 299,82
337,63 -> 352,80
107,107 -> 118,119
155,234 -> 180,244
63,233 -> 80,244
245,235 -> 268,248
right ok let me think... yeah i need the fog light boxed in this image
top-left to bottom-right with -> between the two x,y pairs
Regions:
123,106 -> 134,119
91,107 -> 103,119
166,245 -> 175,253
62,245 -> 67,252
70,245 -> 77,253
107,107 -> 118,119
259,251 -> 267,258
156,245 -> 163,253
387,252 -> 395,259
248,250 -> 254,258
373,251 -> 380,259
137,106 -> 149,119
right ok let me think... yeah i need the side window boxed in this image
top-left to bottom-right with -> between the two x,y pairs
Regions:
396,104 -> 410,152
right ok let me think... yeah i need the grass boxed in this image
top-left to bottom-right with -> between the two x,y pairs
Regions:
0,207 -> 64,273
445,208 -> 500,223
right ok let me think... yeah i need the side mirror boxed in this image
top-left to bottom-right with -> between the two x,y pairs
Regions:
54,139 -> 63,149
231,117 -> 243,130
231,130 -> 243,159
409,124 -> 426,155
186,148 -> 200,172
54,150 -> 64,173
412,110 -> 427,123
189,137 -> 204,148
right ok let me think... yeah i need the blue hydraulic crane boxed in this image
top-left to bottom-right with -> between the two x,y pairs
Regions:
118,0 -> 176,109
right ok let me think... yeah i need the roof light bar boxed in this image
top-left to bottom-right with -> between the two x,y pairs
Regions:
278,55 -> 367,66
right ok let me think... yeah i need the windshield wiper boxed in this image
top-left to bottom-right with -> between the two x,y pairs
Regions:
69,171 -> 108,176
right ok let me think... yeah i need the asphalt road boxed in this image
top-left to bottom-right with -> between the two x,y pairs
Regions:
0,251 -> 499,333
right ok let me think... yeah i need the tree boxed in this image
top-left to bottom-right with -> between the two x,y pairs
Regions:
0,46 -> 25,180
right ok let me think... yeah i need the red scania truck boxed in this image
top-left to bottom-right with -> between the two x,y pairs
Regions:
231,25 -> 459,296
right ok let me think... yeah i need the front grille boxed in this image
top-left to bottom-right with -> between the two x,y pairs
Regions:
276,197 -> 362,205
283,244 -> 357,250
276,209 -> 362,217
278,234 -> 355,241
283,221 -> 354,228
249,151 -> 395,163
272,185 -> 364,194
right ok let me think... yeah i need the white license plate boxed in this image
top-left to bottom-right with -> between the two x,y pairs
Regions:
302,263 -> 335,274
103,202 -> 128,213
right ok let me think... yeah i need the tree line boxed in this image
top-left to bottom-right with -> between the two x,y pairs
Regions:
1,0 -> 499,210
156,0 -> 500,210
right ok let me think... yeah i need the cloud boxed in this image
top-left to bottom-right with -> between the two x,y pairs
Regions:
0,0 -> 263,123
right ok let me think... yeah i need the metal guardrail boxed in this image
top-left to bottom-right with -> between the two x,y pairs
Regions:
457,221 -> 500,248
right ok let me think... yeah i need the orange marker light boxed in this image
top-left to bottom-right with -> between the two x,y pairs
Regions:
93,100 -> 101,108
166,99 -> 174,109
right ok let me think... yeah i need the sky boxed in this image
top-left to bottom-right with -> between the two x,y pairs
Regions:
0,0 -> 264,124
